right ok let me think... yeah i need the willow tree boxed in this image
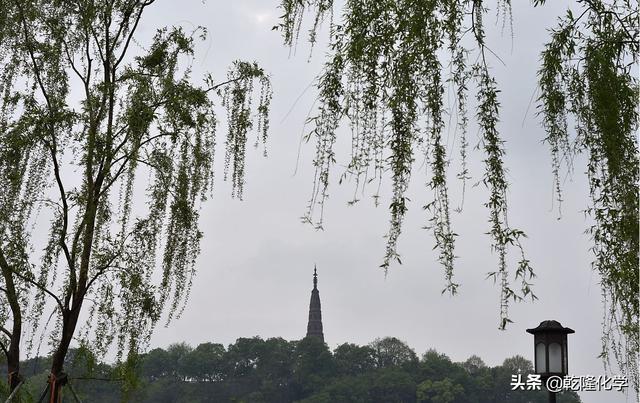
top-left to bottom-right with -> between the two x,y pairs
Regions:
0,0 -> 271,400
278,0 -> 638,391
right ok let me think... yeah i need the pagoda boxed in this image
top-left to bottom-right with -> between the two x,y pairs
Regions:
305,266 -> 324,342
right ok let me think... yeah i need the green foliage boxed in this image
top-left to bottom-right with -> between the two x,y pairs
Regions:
277,0 -> 535,330
220,61 -> 272,200
292,336 -> 336,396
369,367 -> 417,402
419,349 -> 464,384
417,378 -> 464,403
333,343 -> 377,376
461,355 -> 487,375
370,337 -> 418,369
500,355 -> 532,375
0,0 -> 271,396
184,342 -> 226,382
1,338 -> 584,402
536,0 -> 639,390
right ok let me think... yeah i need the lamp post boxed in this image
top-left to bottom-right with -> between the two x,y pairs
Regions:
526,320 -> 574,403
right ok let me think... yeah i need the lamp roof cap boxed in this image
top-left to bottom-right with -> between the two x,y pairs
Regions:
526,320 -> 574,335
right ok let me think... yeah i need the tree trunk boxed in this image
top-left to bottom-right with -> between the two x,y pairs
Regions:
6,318 -> 22,394
7,345 -> 21,393
7,304 -> 22,394
48,304 -> 82,402
48,196 -> 97,402
0,250 -> 23,394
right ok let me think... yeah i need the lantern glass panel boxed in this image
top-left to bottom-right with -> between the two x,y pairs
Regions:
535,343 -> 547,373
563,343 -> 568,373
549,342 -> 562,373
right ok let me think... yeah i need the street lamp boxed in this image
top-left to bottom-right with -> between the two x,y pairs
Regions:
526,320 -> 574,403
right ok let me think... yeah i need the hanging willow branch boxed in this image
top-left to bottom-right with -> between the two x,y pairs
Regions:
537,0 -> 639,390
277,0 -> 535,329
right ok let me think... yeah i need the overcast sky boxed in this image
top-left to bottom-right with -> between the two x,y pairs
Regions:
123,2 -> 636,402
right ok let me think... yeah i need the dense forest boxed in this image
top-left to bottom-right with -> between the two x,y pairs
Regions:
1,336 -> 582,402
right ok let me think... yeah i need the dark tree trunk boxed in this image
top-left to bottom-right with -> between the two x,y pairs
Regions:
48,304 -> 82,402
0,251 -> 23,394
48,197 -> 97,402
7,347 -> 21,392
6,316 -> 22,393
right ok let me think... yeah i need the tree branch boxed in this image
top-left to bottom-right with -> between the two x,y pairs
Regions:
85,253 -> 127,293
99,131 -> 175,197
46,141 -> 74,275
0,325 -> 12,338
62,38 -> 88,87
0,339 -> 8,357
204,75 -> 248,93
111,1 -> 139,49
13,0 -> 53,110
114,0 -> 155,68
3,263 -> 64,312
0,246 -> 22,345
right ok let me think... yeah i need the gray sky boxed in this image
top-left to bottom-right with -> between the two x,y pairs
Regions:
126,1 -> 636,402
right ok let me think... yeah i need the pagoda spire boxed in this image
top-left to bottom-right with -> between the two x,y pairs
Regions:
306,265 -> 324,342
313,267 -> 318,289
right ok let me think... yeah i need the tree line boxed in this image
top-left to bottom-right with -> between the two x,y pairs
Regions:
0,336 -> 582,402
